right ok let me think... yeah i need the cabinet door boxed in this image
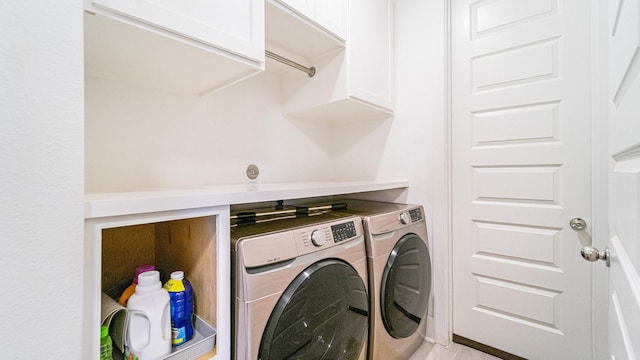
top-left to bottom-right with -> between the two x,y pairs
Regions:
348,0 -> 393,110
278,0 -> 314,19
275,0 -> 346,41
314,0 -> 348,41
90,0 -> 264,62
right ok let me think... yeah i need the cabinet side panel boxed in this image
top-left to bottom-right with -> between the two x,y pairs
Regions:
155,217 -> 218,327
348,0 -> 393,109
102,224 -> 156,293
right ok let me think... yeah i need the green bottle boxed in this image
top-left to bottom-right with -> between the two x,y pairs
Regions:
100,325 -> 113,360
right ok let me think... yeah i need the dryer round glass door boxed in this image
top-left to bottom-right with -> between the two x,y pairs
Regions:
258,259 -> 369,360
380,233 -> 432,339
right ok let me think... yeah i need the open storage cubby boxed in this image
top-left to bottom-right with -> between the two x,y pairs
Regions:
102,216 -> 217,359
102,217 -> 217,328
84,204 -> 230,360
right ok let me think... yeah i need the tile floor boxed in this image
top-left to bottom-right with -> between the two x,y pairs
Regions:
409,341 -> 502,360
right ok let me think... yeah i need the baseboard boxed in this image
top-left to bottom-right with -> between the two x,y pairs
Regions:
452,334 -> 527,360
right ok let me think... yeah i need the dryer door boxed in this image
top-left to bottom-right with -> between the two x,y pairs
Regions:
259,259 -> 369,360
380,233 -> 432,338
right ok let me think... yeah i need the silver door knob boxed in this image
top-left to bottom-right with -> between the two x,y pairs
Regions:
580,246 -> 610,267
570,218 -> 587,230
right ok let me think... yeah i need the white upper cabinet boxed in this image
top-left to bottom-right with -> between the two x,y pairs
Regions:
276,0 -> 394,122
264,0 -> 346,69
314,1 -> 348,41
347,0 -> 393,111
278,0 -> 315,23
276,0 -> 348,41
84,0 -> 265,95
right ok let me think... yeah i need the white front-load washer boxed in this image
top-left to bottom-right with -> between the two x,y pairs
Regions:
231,212 -> 370,360
338,200 -> 432,360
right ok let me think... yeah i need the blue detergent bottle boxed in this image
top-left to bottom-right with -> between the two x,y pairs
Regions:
163,271 -> 194,346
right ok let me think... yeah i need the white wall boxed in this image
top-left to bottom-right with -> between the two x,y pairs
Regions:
0,1 -> 84,358
394,0 -> 449,345
86,72 -> 340,193
86,66 -> 425,194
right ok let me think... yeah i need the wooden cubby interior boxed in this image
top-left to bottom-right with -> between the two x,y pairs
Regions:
101,215 -> 217,332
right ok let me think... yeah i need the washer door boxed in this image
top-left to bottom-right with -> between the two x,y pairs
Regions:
380,233 -> 431,339
259,259 -> 369,360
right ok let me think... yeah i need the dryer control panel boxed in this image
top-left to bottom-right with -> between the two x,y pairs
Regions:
367,205 -> 425,235
409,207 -> 423,222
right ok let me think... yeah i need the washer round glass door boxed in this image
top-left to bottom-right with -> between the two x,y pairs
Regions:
380,233 -> 431,339
259,259 -> 369,360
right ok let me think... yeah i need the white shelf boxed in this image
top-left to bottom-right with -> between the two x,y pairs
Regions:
85,181 -> 409,219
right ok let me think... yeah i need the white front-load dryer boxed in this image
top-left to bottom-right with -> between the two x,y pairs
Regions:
231,213 -> 370,360
338,200 -> 432,360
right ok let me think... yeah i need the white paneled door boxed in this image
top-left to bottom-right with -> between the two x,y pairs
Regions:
603,0 -> 640,358
452,0 -> 593,359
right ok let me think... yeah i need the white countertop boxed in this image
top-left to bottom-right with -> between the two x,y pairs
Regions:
84,181 -> 409,219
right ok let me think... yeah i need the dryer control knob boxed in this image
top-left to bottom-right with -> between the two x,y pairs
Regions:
310,230 -> 327,247
399,212 -> 411,225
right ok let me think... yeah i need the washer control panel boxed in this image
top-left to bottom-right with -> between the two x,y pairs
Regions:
310,229 -> 328,246
238,216 -> 363,268
237,216 -> 364,268
331,221 -> 358,242
295,217 -> 363,255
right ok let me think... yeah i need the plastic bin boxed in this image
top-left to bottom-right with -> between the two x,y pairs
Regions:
113,316 -> 215,360
165,315 -> 216,360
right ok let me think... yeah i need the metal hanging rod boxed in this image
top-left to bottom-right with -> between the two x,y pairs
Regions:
230,203 -> 347,227
231,203 -> 347,220
266,50 -> 316,77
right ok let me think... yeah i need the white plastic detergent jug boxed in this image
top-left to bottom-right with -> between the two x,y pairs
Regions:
126,270 -> 172,360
